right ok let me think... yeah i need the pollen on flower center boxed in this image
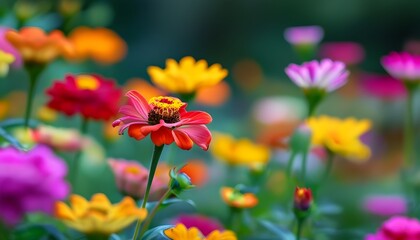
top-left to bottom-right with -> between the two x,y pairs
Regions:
148,96 -> 184,124
75,75 -> 100,90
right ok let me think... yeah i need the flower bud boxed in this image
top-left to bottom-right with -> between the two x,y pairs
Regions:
294,187 -> 313,211
170,168 -> 194,195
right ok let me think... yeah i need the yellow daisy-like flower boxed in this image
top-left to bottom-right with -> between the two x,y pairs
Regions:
306,115 -> 372,161
211,132 -> 271,169
54,193 -> 147,236
147,56 -> 228,94
164,224 -> 237,240
0,50 -> 15,77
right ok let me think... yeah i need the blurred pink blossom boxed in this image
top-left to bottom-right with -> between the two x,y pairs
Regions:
284,25 -> 324,45
285,59 -> 349,92
382,52 -> 420,81
32,125 -> 85,152
108,158 -> 170,201
366,216 -> 420,240
361,73 -> 406,100
319,42 -> 365,65
0,145 -> 69,226
362,195 -> 407,216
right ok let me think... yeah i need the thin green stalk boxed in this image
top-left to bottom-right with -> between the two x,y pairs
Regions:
24,63 -> 45,129
286,151 -> 297,180
228,207 -> 241,232
296,219 -> 304,240
132,144 -> 164,240
404,83 -> 417,166
70,117 -> 89,189
301,147 -> 309,185
315,150 -> 335,195
138,189 -> 172,238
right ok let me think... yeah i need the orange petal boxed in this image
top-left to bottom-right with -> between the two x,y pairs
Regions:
151,127 -> 174,146
172,129 -> 194,150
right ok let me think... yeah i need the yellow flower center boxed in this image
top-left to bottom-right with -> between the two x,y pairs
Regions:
75,75 -> 100,90
124,165 -> 141,175
148,96 -> 184,124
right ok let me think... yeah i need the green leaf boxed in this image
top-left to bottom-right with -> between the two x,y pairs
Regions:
145,198 -> 196,212
258,220 -> 296,240
12,224 -> 66,240
0,118 -> 38,128
142,225 -> 173,240
0,127 -> 25,150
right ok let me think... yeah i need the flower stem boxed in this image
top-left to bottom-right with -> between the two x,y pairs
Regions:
70,117 -> 89,191
301,147 -> 309,185
315,150 -> 334,195
295,218 -> 305,240
138,189 -> 172,239
286,151 -> 297,180
132,144 -> 164,240
24,63 -> 45,129
404,83 -> 417,166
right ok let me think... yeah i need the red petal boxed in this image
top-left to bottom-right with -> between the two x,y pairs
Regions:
173,125 -> 211,150
179,111 -> 212,125
172,129 -> 194,150
150,128 -> 174,146
128,124 -> 149,140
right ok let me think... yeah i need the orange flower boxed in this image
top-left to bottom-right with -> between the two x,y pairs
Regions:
6,27 -> 73,64
195,82 -> 231,106
123,78 -> 166,101
179,159 -> 209,187
220,187 -> 258,209
66,27 -> 127,65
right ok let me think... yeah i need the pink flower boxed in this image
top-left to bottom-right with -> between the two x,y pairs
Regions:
31,125 -> 85,152
0,145 -> 69,226
0,27 -> 22,68
362,195 -> 407,217
319,42 -> 365,65
285,59 -> 349,92
361,73 -> 406,100
108,158 -> 170,201
381,52 -> 420,81
112,91 -> 212,150
366,216 -> 420,240
173,214 -> 224,236
284,25 -> 324,45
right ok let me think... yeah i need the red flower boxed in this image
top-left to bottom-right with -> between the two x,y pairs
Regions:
294,187 -> 313,211
112,90 -> 212,150
46,74 -> 122,120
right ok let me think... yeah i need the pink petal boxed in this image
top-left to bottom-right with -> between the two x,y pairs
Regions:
126,91 -> 151,120
173,125 -> 212,151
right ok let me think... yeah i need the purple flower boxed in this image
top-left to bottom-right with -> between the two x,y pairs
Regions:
366,216 -> 420,240
0,145 -> 69,226
0,27 -> 22,68
173,214 -> 224,236
382,52 -> 420,82
362,195 -> 407,217
319,42 -> 365,65
285,59 -> 349,92
284,26 -> 324,45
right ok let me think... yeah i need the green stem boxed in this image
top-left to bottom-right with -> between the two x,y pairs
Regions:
286,151 -> 297,180
24,63 -> 45,129
315,150 -> 335,195
404,83 -> 417,166
301,147 -> 309,185
132,144 -> 164,240
304,89 -> 325,117
228,207 -> 241,232
138,189 -> 172,239
296,218 -> 305,240
70,117 -> 89,191
85,234 -> 110,240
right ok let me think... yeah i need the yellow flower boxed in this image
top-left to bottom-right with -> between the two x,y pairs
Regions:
164,224 -> 237,240
36,106 -> 58,123
0,100 -> 9,120
306,115 -> 372,161
0,50 -> 15,77
54,193 -> 147,236
211,132 -> 271,168
147,56 -> 228,94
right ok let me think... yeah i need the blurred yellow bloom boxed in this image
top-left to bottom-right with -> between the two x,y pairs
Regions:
0,100 -> 9,120
220,187 -> 258,209
66,27 -> 127,65
164,224 -> 237,240
306,115 -> 372,161
54,193 -> 147,236
0,50 -> 15,77
211,133 -> 271,168
148,56 -> 228,94
36,106 -> 57,123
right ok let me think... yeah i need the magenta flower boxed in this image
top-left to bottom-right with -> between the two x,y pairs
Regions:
0,145 -> 69,226
361,73 -> 406,100
319,42 -> 365,65
366,216 -> 420,240
108,158 -> 170,201
285,59 -> 349,92
362,195 -> 407,217
284,25 -> 324,45
173,214 -> 224,236
0,27 -> 22,68
381,52 -> 420,81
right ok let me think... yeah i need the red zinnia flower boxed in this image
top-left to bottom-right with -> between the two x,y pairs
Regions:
46,74 -> 122,120
112,90 -> 212,150
294,187 -> 313,211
